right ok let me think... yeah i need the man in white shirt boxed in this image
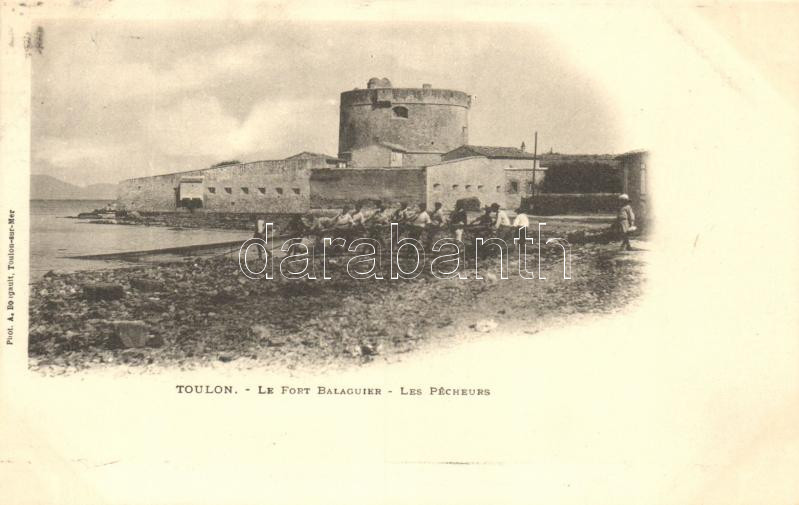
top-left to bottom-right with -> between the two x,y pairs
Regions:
411,203 -> 432,228
512,207 -> 530,246
512,209 -> 529,228
491,203 -> 510,228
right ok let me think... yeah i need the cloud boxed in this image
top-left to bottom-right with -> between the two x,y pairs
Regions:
42,36 -> 270,107
143,95 -> 339,160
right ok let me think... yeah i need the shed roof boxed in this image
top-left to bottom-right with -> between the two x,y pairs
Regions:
284,151 -> 344,162
445,145 -> 539,160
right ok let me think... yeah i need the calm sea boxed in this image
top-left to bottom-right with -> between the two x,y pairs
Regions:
30,200 -> 249,281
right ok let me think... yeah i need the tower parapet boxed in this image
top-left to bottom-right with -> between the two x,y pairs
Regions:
338,79 -> 471,165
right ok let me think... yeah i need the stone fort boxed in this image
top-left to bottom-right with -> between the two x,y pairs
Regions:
117,78 -> 648,215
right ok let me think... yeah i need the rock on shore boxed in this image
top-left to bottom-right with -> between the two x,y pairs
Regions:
28,242 -> 644,373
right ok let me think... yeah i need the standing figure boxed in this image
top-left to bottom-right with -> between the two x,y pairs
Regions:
617,194 -> 635,251
450,201 -> 468,242
252,218 -> 267,260
431,202 -> 447,227
409,202 -> 431,240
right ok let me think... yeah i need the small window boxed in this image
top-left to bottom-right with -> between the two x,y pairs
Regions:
241,187 -> 249,194
208,187 -> 216,194
477,185 -> 484,192
433,183 -> 442,191
465,185 -> 472,192
527,182 -> 534,193
224,187 -> 232,194
452,184 -> 459,190
292,188 -> 301,195
392,106 -> 408,118
275,188 -> 283,196
496,185 -> 501,192
137,185 -> 141,190
258,187 -> 266,195
509,181 -> 519,194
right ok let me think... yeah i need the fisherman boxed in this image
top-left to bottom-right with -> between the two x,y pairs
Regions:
616,194 -> 636,251
366,203 -> 390,226
512,206 -> 530,228
408,202 -> 432,240
331,205 -> 354,229
512,206 -> 530,244
430,202 -> 447,227
449,201 -> 469,242
252,218 -> 267,260
350,203 -> 367,230
471,206 -> 493,228
491,203 -> 511,229
391,202 -> 411,223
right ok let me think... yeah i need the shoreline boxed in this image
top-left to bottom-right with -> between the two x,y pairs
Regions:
28,234 -> 647,374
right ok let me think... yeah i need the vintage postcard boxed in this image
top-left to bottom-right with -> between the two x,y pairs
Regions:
1,1 -> 797,504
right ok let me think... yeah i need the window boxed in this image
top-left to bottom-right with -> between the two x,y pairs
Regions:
452,184 -> 459,190
137,185 -> 141,190
258,187 -> 266,195
496,185 -> 501,192
465,185 -> 472,192
527,182 -> 535,193
241,187 -> 249,194
390,151 -> 403,167
433,183 -> 442,191
392,106 -> 409,118
224,187 -> 232,194
478,185 -> 484,192
509,181 -> 519,194
275,188 -> 283,196
292,188 -> 301,195
208,187 -> 216,194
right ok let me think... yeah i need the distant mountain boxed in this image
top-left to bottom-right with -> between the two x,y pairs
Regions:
30,174 -> 118,200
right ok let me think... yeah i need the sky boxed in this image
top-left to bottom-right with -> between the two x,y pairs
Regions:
31,19 -> 621,186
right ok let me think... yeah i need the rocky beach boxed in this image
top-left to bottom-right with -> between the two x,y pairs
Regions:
28,220 -> 647,374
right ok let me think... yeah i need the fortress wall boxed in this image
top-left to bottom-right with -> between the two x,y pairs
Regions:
425,157 -> 507,211
309,168 -> 426,209
117,160 -> 314,213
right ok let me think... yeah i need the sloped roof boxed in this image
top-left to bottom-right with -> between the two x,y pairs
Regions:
445,145 -> 539,160
285,151 -> 343,162
538,153 -> 619,166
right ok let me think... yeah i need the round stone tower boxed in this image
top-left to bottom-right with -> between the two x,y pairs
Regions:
338,78 -> 471,164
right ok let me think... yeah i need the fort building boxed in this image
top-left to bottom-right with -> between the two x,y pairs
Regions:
117,78 -> 648,216
338,79 -> 470,167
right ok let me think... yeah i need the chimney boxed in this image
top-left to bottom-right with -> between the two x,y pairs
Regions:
520,141 -> 526,152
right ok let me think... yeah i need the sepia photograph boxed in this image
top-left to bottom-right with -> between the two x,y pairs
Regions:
2,2 -> 798,504
27,19 -> 650,373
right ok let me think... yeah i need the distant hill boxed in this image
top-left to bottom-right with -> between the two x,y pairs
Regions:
31,174 -> 118,200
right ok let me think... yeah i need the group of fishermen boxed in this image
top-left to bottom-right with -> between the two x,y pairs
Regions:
285,200 -> 533,246
255,193 -> 637,255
